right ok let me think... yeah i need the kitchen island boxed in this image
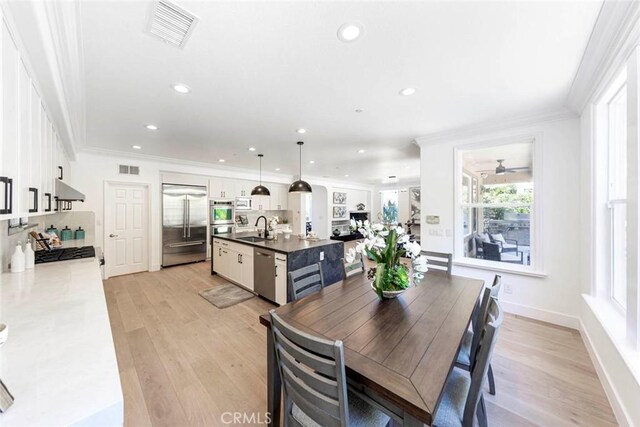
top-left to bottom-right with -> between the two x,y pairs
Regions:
211,233 -> 344,305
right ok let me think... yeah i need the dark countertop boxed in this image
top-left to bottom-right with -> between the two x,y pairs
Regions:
213,233 -> 342,255
330,233 -> 364,242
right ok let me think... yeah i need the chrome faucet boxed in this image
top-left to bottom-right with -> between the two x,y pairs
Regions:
256,215 -> 268,239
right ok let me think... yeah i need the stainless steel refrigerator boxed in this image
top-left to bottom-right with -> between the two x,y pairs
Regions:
162,184 -> 208,267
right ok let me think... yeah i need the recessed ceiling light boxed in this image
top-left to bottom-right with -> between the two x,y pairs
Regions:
337,23 -> 363,42
357,149 -> 365,153
219,159 -> 225,163
296,128 -> 307,134
171,83 -> 191,94
249,147 -> 256,151
399,87 -> 417,96
275,168 -> 280,171
132,145 -> 142,150
344,174 -> 349,178
309,160 -> 315,164
145,124 -> 158,130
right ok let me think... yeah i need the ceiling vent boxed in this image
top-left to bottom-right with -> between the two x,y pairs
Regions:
146,0 -> 199,49
119,165 -> 140,175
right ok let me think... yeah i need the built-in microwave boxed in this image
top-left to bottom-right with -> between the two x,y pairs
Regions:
235,197 -> 252,211
210,200 -> 235,225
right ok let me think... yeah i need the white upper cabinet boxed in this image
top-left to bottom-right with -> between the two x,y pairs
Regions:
209,178 -> 236,199
235,180 -> 255,198
0,16 -> 70,219
269,184 -> 288,210
1,21 -> 20,217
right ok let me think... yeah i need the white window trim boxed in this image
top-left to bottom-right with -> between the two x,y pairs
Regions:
591,51 -> 640,350
453,132 -> 544,275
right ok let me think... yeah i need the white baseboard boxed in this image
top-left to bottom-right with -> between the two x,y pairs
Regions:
150,264 -> 161,272
499,300 -> 580,329
579,318 -> 631,427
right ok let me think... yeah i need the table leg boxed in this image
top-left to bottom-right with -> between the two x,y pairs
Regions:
267,326 -> 282,427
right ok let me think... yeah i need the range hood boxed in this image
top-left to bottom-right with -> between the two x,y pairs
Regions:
55,179 -> 85,202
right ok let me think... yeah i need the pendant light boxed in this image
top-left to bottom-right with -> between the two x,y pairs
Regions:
289,141 -> 313,193
251,154 -> 271,196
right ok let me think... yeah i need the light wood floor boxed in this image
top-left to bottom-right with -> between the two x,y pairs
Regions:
104,262 -> 618,426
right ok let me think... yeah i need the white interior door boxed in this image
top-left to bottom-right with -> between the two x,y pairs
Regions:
105,183 -> 149,277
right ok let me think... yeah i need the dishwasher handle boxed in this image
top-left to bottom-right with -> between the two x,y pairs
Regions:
256,251 -> 273,258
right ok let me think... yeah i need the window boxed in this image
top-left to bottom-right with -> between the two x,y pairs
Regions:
380,190 -> 399,224
607,82 -> 627,310
458,141 -> 535,267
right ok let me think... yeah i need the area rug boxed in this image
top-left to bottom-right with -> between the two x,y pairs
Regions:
198,283 -> 254,309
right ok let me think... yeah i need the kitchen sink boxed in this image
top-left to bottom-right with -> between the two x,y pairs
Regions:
237,236 -> 266,243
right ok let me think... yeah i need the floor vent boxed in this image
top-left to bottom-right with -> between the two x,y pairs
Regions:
119,165 -> 140,175
146,0 -> 199,49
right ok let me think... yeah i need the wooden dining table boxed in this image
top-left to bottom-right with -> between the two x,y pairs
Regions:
259,269 -> 484,426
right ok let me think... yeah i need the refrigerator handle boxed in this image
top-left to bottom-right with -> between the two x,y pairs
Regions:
187,199 -> 191,237
183,198 -> 187,238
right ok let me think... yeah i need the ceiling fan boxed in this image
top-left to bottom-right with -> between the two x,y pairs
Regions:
479,159 -> 530,176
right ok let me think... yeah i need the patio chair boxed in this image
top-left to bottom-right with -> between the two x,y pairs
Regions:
482,242 -> 523,264
490,233 -> 519,254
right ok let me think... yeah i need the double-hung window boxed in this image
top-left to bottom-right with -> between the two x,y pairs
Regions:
606,81 -> 627,310
457,140 -> 536,269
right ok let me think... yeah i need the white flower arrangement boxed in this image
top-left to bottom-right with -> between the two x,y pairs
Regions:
345,219 -> 429,289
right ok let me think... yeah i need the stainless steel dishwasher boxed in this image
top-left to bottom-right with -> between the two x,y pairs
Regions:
254,248 -> 276,302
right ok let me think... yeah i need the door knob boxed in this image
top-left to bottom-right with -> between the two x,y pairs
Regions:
109,234 -> 118,238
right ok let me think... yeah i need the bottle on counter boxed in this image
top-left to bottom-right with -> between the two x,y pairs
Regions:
60,226 -> 73,241
74,226 -> 85,240
11,242 -> 25,273
24,238 -> 35,269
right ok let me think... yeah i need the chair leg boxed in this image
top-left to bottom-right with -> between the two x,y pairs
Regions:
488,363 -> 496,395
476,394 -> 488,427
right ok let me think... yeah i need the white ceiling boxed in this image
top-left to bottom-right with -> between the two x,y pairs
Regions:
79,1 -> 601,185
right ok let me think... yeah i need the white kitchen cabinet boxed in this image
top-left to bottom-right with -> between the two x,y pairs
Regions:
209,178 -> 236,199
18,58 -> 31,216
275,254 -> 288,305
0,16 -> 70,219
212,239 -> 255,291
29,83 -> 42,214
253,194 -> 270,211
235,180 -> 255,198
269,184 -> 288,210
240,252 -> 254,290
1,21 -> 20,218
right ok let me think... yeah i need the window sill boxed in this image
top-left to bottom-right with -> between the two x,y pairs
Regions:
453,258 -> 547,278
582,294 -> 640,385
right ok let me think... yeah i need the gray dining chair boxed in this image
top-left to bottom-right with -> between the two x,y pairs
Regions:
290,263 -> 325,301
269,310 -> 390,427
456,275 -> 501,395
433,298 -> 504,427
420,250 -> 453,274
341,254 -> 365,279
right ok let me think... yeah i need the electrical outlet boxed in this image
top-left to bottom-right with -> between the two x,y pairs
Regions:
504,283 -> 513,294
320,251 -> 324,261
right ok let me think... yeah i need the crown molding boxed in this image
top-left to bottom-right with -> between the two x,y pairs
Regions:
566,0 -> 640,112
413,108 -> 577,147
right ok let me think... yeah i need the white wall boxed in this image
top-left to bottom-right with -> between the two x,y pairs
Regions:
311,186 -> 329,238
418,117 -> 582,327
